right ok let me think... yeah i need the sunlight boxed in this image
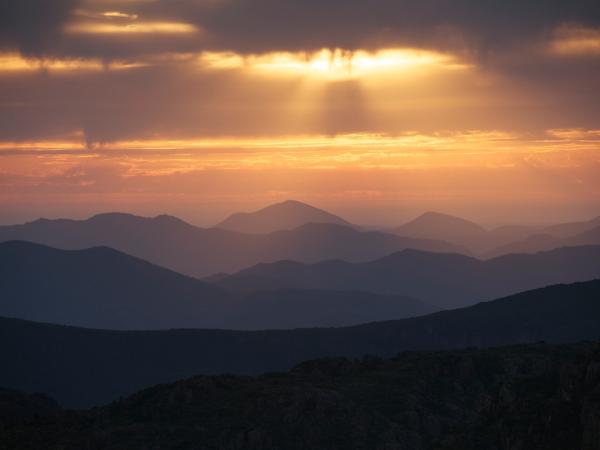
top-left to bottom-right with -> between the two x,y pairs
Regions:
201,48 -> 457,80
0,53 -> 144,72
64,21 -> 199,35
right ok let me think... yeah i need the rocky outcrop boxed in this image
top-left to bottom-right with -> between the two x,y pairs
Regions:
1,342 -> 599,450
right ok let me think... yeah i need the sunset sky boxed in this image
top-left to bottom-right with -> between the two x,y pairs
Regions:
1,0 -> 599,226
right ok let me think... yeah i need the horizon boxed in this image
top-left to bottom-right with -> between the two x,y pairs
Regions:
2,199 -> 600,230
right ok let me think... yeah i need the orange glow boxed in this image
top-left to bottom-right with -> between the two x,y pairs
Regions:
64,21 -> 199,35
0,53 -> 144,72
551,25 -> 600,55
1,130 -> 598,172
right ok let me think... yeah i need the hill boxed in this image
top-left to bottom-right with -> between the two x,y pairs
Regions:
216,199 -> 353,233
213,245 -> 600,308
0,241 -> 435,329
392,212 -> 600,255
1,342 -> 598,449
393,211 -> 489,252
0,214 -> 465,278
0,280 -> 598,407
485,225 -> 600,258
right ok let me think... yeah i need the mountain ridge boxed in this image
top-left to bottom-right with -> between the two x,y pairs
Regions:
213,244 -> 600,308
0,214 -> 466,277
216,199 -> 354,233
0,280 -> 598,407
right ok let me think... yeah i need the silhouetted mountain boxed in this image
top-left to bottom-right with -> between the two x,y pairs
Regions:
0,214 -> 465,277
0,241 -> 229,330
0,281 -> 598,407
2,342 -> 598,450
542,215 -> 600,238
216,199 -> 353,233
213,245 -> 600,308
485,225 -> 600,258
392,212 -> 600,255
0,241 -> 435,329
393,212 -> 489,251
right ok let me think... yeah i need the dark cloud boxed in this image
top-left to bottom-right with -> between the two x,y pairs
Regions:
0,0 -> 78,55
142,0 -> 600,56
1,0 -> 600,58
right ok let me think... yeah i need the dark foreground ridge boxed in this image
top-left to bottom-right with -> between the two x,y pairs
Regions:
1,342 -> 600,450
1,280 -> 599,408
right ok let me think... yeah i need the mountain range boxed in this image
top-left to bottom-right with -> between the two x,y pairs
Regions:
0,241 -> 437,330
0,213 -> 465,278
212,245 -> 600,308
1,280 -> 598,407
392,211 -> 600,255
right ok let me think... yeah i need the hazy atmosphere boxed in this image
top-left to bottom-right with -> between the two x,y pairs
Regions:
1,2 -> 600,449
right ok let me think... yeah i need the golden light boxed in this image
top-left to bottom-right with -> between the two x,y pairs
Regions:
551,25 -> 600,55
64,21 -> 199,35
200,48 -> 461,80
0,53 -> 144,72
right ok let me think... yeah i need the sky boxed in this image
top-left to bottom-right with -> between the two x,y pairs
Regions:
0,0 -> 599,227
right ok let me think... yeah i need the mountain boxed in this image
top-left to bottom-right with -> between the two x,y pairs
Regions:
393,211 -> 489,251
0,214 -> 465,278
216,199 -> 353,233
2,342 -> 598,450
0,240 -> 229,330
392,212 -> 600,255
0,280 -> 598,407
212,245 -> 600,308
0,241 -> 435,330
542,215 -> 600,238
485,225 -> 600,258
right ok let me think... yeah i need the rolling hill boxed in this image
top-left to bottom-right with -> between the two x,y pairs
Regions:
212,245 -> 600,308
0,213 -> 465,278
0,241 -> 435,330
215,199 -> 353,233
0,280 -> 598,407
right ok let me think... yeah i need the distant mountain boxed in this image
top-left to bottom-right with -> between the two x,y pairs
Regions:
2,342 -> 597,449
0,214 -> 465,277
213,245 -> 600,308
216,200 -> 353,233
542,215 -> 600,238
393,212 -> 489,251
392,212 -> 600,255
0,280 -> 598,407
485,225 -> 600,258
0,241 -> 435,330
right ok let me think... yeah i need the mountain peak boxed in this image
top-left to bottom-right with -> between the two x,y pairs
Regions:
215,200 -> 352,234
393,211 -> 487,248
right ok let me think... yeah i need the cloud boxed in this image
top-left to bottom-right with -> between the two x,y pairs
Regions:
2,0 -> 600,59
0,0 -> 78,55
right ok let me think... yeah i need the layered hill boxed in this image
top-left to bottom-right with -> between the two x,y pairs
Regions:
2,342 -> 598,450
216,199 -> 353,233
0,214 -> 465,277
213,245 -> 600,308
485,225 -> 600,258
0,280 -> 598,407
392,211 -> 600,255
0,241 -> 435,330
